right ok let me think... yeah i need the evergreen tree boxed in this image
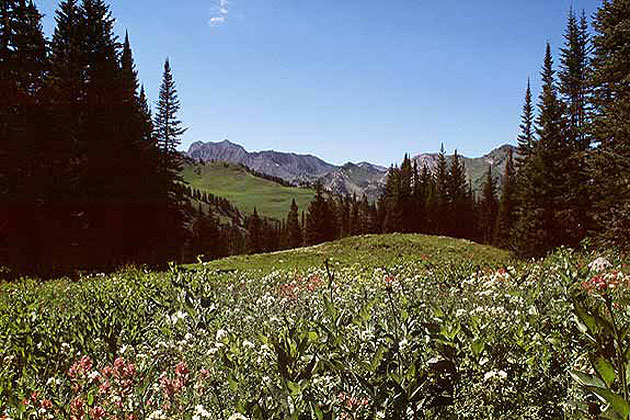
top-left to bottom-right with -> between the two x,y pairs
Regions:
477,166 -> 498,244
516,79 -> 535,168
494,148 -> 517,248
153,58 -> 189,261
0,0 -> 48,271
559,8 -> 593,247
589,0 -> 630,249
434,144 -> 450,235
515,44 -> 569,256
247,208 -> 263,254
305,183 -> 335,245
560,8 -> 591,150
399,154 -> 414,233
154,58 -> 186,155
191,205 -> 222,261
286,199 -> 302,249
447,150 -> 470,238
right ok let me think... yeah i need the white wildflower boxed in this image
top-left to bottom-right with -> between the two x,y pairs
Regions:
216,329 -> 229,343
589,257 -> 612,273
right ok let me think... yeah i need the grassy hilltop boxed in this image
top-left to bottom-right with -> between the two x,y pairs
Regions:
182,161 -> 315,220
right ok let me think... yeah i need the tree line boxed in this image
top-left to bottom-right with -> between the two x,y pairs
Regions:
2,0 -> 629,275
1,0 -> 192,275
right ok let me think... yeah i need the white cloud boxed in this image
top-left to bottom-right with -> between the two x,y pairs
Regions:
210,0 -> 229,27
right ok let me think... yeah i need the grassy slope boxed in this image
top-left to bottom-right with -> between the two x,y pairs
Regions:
193,233 -> 512,274
182,161 -> 315,220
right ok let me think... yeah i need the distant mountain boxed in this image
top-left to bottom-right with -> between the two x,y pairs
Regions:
188,140 -> 337,184
186,140 -> 516,200
320,162 -> 388,201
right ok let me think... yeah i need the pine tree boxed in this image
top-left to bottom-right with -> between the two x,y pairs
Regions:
589,0 -> 630,249
247,208 -> 263,254
447,150 -> 469,238
305,183 -> 335,245
434,144 -> 450,235
477,166 -> 498,244
494,148 -> 517,248
153,58 -> 189,262
399,154 -> 414,233
560,8 -> 591,150
286,199 -> 302,249
516,79 -> 535,168
514,44 -> 568,256
559,8 -> 593,248
154,59 -> 186,155
0,0 -> 48,271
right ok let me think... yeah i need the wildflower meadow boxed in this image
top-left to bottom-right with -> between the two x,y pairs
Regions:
1,235 -> 629,419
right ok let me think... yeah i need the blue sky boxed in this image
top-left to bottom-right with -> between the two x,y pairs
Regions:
35,0 -> 601,166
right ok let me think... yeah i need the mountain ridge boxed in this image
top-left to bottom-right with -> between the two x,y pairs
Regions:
186,140 -> 516,200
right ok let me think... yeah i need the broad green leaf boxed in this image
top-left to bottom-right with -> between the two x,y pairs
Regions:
571,370 -> 606,389
594,357 -> 616,388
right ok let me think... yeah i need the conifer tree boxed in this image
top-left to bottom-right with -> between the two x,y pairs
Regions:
588,0 -> 630,249
434,144 -> 450,235
516,79 -> 535,168
0,0 -> 48,271
247,208 -> 263,254
560,8 -> 591,149
477,166 -> 498,244
494,148 -> 517,248
286,199 -> 302,249
154,58 -> 189,261
447,150 -> 470,238
305,183 -> 335,245
515,44 -> 568,256
155,59 -> 186,155
559,8 -> 593,247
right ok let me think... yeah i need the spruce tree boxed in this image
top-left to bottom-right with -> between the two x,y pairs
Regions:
286,199 -> 302,249
447,150 -> 469,238
589,0 -> 630,249
247,208 -> 263,254
514,44 -> 568,256
155,58 -> 186,155
559,8 -> 593,248
153,58 -> 189,261
477,166 -> 498,244
434,144 -> 450,235
0,0 -> 47,271
494,148 -> 516,248
305,183 -> 335,245
516,79 -> 535,168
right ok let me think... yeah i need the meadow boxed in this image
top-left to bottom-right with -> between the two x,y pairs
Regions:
1,234 -> 629,419
181,162 -> 315,220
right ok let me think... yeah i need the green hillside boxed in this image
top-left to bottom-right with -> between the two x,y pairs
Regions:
196,233 -> 511,274
182,161 -> 315,220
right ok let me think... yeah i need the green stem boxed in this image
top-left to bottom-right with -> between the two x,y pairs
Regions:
606,297 -> 628,403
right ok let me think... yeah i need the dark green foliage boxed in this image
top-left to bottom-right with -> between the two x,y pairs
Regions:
287,199 -> 303,248
477,166 -> 498,244
191,205 -> 223,261
514,44 -> 574,257
588,0 -> 630,249
377,148 -> 478,244
516,80 -> 535,168
247,208 -> 263,254
305,184 -> 336,245
560,8 -> 591,150
0,0 -> 48,271
494,149 -> 516,248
